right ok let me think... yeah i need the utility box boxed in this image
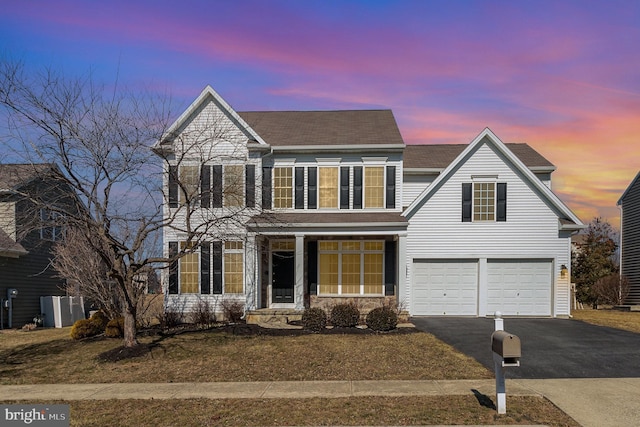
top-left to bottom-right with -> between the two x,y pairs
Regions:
491,330 -> 521,363
40,296 -> 85,328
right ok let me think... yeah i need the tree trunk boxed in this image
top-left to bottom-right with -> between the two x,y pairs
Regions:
123,308 -> 138,348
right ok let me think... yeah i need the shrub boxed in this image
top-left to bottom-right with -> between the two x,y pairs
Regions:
366,305 -> 398,332
302,307 -> 327,332
190,299 -> 216,327
104,317 -> 125,338
90,310 -> 110,331
221,300 -> 244,323
70,318 -> 102,340
158,310 -> 182,329
592,274 -> 630,306
330,303 -> 360,328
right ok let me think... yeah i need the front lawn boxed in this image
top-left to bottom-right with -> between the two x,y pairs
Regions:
0,326 -> 491,384
572,308 -> 640,333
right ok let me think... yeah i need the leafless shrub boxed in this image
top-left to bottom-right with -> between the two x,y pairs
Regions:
221,300 -> 244,323
190,299 -> 217,328
592,274 -> 630,306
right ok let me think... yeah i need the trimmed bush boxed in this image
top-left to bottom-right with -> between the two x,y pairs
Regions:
70,318 -> 102,340
104,317 -> 125,338
366,305 -> 398,332
330,303 -> 360,328
90,310 -> 110,330
302,307 -> 327,332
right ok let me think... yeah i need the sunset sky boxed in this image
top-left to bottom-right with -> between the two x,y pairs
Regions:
2,0 -> 638,227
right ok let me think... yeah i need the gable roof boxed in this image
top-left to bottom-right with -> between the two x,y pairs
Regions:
0,228 -> 27,258
403,143 -> 555,172
153,85 -> 268,151
618,171 -> 640,205
0,164 -> 57,192
238,110 -> 405,148
402,128 -> 583,229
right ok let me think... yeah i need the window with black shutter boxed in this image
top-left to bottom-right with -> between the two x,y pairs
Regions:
385,166 -> 396,209
212,165 -> 222,208
168,241 -> 178,294
340,167 -> 350,209
307,167 -> 317,209
246,165 -> 255,208
201,165 -> 211,208
168,166 -> 178,208
497,183 -> 507,222
295,167 -> 305,209
262,167 -> 272,209
462,183 -> 472,222
200,242 -> 211,294
213,241 -> 223,294
353,166 -> 363,209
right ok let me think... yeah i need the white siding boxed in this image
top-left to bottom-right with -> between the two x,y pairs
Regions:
404,142 -> 571,317
402,175 -> 436,209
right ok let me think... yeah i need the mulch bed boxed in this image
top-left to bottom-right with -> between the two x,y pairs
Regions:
96,322 -> 418,362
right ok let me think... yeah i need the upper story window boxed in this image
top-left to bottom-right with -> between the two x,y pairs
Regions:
462,182 -> 507,222
319,167 -> 338,209
365,166 -> 384,208
40,209 -> 65,241
273,167 -> 293,209
179,165 -> 200,206
223,165 -> 244,208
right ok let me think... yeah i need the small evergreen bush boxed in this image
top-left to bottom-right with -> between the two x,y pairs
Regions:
104,317 -> 125,338
330,303 -> 360,328
70,318 -> 102,340
365,305 -> 398,331
90,310 -> 110,330
302,307 -> 327,332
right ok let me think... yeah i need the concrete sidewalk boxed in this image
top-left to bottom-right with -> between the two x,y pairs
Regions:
2,378 -> 640,426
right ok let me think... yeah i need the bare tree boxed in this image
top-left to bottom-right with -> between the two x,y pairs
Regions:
0,59 -> 254,347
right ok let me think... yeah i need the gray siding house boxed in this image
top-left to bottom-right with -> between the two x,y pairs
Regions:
158,86 -> 584,319
0,164 -> 69,328
618,172 -> 640,304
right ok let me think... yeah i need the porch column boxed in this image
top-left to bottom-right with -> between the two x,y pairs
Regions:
295,234 -> 305,310
398,233 -> 407,309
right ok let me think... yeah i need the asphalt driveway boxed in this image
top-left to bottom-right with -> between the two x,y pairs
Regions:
411,317 -> 640,378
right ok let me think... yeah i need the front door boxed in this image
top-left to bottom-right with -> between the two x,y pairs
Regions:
272,251 -> 295,304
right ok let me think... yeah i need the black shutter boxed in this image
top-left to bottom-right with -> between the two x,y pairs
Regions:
213,241 -> 223,294
462,183 -> 472,222
497,183 -> 507,222
308,241 -> 318,295
307,167 -> 317,209
246,165 -> 255,208
200,242 -> 211,294
262,167 -> 272,209
386,166 -> 396,209
212,165 -> 222,208
295,167 -> 305,209
168,166 -> 178,208
201,165 -> 211,208
340,166 -> 350,209
384,240 -> 396,296
353,166 -> 363,209
168,241 -> 178,294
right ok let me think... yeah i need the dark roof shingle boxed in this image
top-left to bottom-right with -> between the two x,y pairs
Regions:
238,110 -> 405,147
403,143 -> 555,170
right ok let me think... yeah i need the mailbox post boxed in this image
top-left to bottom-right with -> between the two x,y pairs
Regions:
491,312 -> 520,414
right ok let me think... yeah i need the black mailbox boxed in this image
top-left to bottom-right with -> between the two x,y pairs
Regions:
491,330 -> 521,359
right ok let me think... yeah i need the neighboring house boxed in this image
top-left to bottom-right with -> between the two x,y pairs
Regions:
618,172 -> 640,305
0,164 -> 70,328
156,86 -> 584,320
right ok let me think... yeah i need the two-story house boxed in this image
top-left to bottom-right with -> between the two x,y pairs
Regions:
618,172 -> 640,305
0,164 -> 70,328
156,86 -> 584,320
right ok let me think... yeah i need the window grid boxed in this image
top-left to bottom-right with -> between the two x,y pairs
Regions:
474,182 -> 495,221
273,167 -> 293,208
319,167 -> 338,209
224,165 -> 244,207
318,240 -> 384,296
364,167 -> 384,208
224,241 -> 244,293
180,165 -> 200,205
179,242 -> 199,293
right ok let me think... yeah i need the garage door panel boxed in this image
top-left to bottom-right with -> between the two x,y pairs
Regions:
412,260 -> 478,316
487,260 -> 552,316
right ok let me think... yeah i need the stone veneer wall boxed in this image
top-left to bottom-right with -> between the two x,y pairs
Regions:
309,296 -> 409,322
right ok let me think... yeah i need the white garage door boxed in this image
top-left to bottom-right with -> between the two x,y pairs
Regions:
412,260 -> 478,315
487,260 -> 552,316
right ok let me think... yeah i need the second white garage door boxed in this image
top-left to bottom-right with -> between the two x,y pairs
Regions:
412,260 -> 478,315
486,260 -> 552,316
